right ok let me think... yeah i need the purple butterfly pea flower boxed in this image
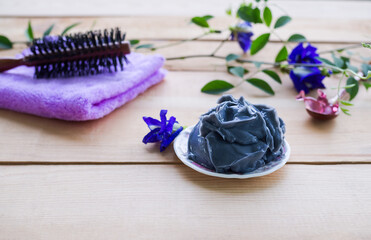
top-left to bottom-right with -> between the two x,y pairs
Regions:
288,43 -> 327,93
142,110 -> 183,152
230,21 -> 254,53
290,67 -> 326,93
288,43 -> 322,65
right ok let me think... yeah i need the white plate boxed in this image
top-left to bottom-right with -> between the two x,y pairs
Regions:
173,125 -> 290,179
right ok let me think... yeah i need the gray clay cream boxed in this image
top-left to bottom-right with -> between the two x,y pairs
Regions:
188,95 -> 286,174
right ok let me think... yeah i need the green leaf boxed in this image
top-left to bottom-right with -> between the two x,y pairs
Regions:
25,20 -> 34,41
209,29 -> 222,34
316,57 -> 336,67
201,80 -> 234,94
345,62 -> 358,73
228,66 -> 246,78
225,54 -> 240,62
253,61 -> 262,68
343,84 -> 356,89
287,34 -> 306,42
332,53 -> 345,69
43,24 -> 54,37
227,66 -> 248,75
340,107 -> 351,116
246,78 -> 275,95
361,63 -> 371,78
275,46 -> 288,62
250,33 -> 270,55
360,56 -> 371,62
237,6 -> 263,24
363,82 -> 371,90
362,43 -> 371,49
262,69 -> 282,84
226,8 -> 232,16
61,23 -> 80,36
191,17 -> 209,28
340,100 -> 353,106
263,7 -> 272,27
129,39 -> 140,46
341,55 -> 350,65
346,77 -> 359,101
135,44 -> 154,49
0,35 -> 13,49
366,71 -> 371,79
274,16 -> 291,29
252,8 -> 263,23
202,15 -> 214,21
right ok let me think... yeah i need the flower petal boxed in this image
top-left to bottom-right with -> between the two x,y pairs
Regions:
237,32 -> 253,52
290,67 -> 326,93
142,128 -> 162,143
290,69 -> 310,93
289,43 -> 321,64
288,43 -> 304,63
143,116 -> 161,130
159,109 -> 168,129
230,21 -> 253,53
160,126 -> 183,152
165,116 -> 176,133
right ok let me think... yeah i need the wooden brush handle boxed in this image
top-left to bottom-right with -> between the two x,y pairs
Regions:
0,59 -> 25,73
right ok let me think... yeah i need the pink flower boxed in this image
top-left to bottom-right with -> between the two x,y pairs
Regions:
296,89 -> 349,120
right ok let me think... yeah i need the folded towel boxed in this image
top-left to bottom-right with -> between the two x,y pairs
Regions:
0,53 -> 166,121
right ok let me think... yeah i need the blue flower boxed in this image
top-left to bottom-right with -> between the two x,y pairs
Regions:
230,21 -> 253,53
288,43 -> 322,64
288,43 -> 326,93
290,67 -> 326,93
142,110 -> 183,152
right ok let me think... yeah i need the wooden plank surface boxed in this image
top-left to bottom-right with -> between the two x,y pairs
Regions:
0,9 -> 371,239
0,69 -> 370,163
0,164 -> 370,240
3,41 -> 369,72
0,17 -> 370,164
0,17 -> 370,43
1,0 -> 370,20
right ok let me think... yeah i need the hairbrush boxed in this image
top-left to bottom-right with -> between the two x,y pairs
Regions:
0,28 -> 131,78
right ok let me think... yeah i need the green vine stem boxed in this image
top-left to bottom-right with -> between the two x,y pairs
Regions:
150,29 -> 227,50
166,54 -> 370,81
318,44 -> 363,54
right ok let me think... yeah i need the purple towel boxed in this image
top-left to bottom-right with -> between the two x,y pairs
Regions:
0,53 -> 166,121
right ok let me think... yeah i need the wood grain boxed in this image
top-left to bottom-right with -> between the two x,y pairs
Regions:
0,70 -> 370,163
1,0 -> 370,20
0,164 -> 370,240
0,17 -> 370,164
0,16 -> 370,43
3,42 -> 368,73
0,4 -> 371,239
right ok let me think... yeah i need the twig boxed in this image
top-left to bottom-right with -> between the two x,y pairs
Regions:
152,31 -> 225,50
166,54 -> 280,66
211,36 -> 230,56
318,44 -> 362,54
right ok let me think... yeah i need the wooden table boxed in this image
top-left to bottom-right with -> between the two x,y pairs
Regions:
0,1 -> 371,239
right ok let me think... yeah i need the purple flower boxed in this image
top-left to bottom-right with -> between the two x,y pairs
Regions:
142,110 -> 183,152
288,43 -> 327,93
230,21 -> 253,53
288,43 -> 322,65
290,67 -> 326,93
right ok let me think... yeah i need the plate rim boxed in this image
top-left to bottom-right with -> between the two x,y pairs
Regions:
173,125 -> 290,179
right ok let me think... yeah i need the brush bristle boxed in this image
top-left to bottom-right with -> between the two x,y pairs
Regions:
27,28 -> 129,79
